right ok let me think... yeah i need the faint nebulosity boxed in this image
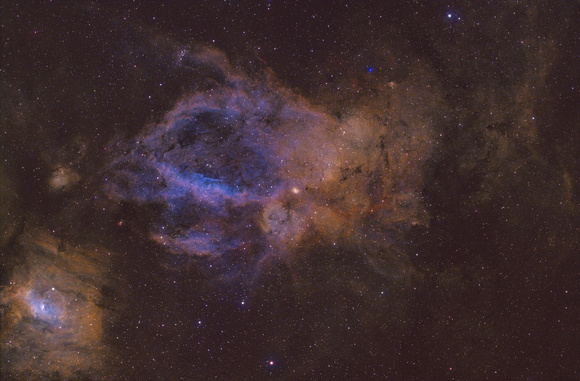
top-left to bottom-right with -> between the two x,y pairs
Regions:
1,1 -> 579,380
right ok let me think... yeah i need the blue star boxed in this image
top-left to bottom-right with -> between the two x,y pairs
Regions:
367,66 -> 374,73
445,10 -> 461,23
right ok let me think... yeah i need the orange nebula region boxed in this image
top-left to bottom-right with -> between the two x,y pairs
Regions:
259,104 -> 436,252
0,231 -> 114,379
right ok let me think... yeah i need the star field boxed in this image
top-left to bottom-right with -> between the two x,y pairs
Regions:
1,1 -> 579,380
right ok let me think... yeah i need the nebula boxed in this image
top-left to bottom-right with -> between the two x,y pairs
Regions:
0,231 -> 115,380
2,2 -> 578,379
103,47 -> 436,280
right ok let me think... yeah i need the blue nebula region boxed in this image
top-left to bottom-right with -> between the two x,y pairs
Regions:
107,100 -> 278,259
26,288 -> 65,324
104,51 -> 333,272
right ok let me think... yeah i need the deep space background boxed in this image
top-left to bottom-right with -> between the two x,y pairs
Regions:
1,1 -> 579,380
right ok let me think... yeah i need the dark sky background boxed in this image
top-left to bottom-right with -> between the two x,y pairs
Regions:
1,1 -> 579,380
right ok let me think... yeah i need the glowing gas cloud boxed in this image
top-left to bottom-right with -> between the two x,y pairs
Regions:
104,47 -> 438,277
0,231 -> 114,379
